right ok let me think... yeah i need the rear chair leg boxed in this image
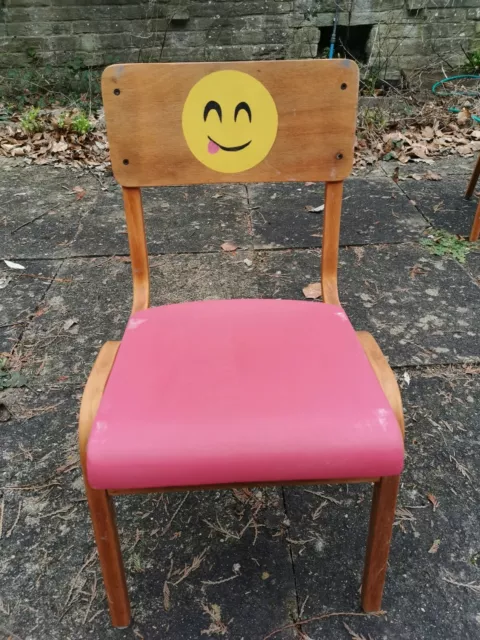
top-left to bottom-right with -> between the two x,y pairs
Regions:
361,475 -> 400,612
84,481 -> 131,627
470,200 -> 480,242
466,154 -> 480,199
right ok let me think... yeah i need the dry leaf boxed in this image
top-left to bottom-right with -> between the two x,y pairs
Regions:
243,258 -> 253,267
72,186 -> 86,200
163,581 -> 170,611
302,282 -> 322,299
4,260 -> 25,270
305,205 -> 324,213
221,242 -> 238,252
424,171 -> 442,181
427,493 -> 439,511
63,318 -> 79,333
456,109 -> 470,126
428,539 -> 441,554
305,181 -> 315,186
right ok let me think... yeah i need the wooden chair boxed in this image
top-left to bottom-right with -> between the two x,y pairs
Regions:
79,60 -> 405,628
466,153 -> 480,241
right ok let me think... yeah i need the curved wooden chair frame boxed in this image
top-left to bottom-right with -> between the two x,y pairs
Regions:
78,60 -> 404,627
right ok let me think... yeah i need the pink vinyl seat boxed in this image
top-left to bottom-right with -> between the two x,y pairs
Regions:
87,299 -> 404,490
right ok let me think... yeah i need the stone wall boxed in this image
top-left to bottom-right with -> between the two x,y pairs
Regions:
1,0 -> 479,78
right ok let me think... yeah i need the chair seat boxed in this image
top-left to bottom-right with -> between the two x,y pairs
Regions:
87,299 -> 404,490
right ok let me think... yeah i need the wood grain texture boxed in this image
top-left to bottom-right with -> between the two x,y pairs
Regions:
470,200 -> 480,242
356,331 -> 405,437
465,153 -> 480,199
122,187 -> 149,313
102,60 -> 359,186
79,342 -> 130,628
362,475 -> 401,612
321,181 -> 343,305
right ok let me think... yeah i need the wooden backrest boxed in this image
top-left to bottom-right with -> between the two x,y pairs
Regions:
102,60 -> 359,186
100,60 -> 359,313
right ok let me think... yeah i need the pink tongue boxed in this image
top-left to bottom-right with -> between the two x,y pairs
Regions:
208,140 -> 220,154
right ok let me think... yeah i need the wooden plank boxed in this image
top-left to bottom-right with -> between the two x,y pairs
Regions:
102,59 -> 359,187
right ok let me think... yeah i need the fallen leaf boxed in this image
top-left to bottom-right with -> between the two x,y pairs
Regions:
52,139 -> 68,153
302,282 -> 322,299
212,193 -> 222,199
221,242 -> 238,252
424,171 -> 442,181
4,260 -> 25,270
456,108 -> 470,126
261,571 -> 270,580
392,167 -> 399,183
0,402 -> 11,422
63,318 -> 79,333
403,372 -> 411,386
428,539 -> 441,554
427,493 -> 439,511
305,181 -> 315,186
243,258 -> 253,267
72,186 -> 86,200
305,205 -> 324,213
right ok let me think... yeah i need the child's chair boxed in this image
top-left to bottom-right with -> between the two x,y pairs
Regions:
466,153 -> 480,241
79,60 -> 405,628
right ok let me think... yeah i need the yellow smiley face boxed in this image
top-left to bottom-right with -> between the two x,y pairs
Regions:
182,70 -> 278,174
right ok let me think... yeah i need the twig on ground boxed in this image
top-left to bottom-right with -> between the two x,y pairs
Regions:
263,611 -> 385,640
304,489 -> 343,505
6,501 -> 22,538
0,497 -> 4,538
4,481 -> 61,491
160,491 -> 189,537
443,572 -> 480,595
172,547 -> 209,586
82,572 -> 98,624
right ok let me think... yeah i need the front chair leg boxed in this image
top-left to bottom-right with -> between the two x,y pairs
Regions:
84,481 -> 131,627
361,475 -> 400,612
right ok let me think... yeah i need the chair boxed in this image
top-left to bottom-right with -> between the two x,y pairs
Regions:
465,153 -> 480,241
79,60 -> 405,628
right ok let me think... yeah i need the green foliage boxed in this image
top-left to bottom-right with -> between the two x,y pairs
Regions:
464,49 -> 480,74
20,106 -> 43,134
0,60 -> 102,112
71,112 -> 92,135
420,230 -> 472,263
0,358 -> 27,390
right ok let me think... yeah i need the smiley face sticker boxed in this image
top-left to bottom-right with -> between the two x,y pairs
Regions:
182,70 -> 278,174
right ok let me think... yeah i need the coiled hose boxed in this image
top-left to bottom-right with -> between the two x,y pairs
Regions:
432,74 -> 480,123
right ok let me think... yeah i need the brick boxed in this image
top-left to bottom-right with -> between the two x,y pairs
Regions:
467,9 -> 480,19
6,22 -> 73,37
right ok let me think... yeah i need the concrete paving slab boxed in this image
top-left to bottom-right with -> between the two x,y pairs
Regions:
0,165 -> 99,260
0,259 -> 60,352
282,368 -> 480,640
0,390 -> 295,640
255,245 -> 480,366
72,183 -> 253,257
18,251 -> 257,386
400,178 -> 478,236
249,178 -> 426,249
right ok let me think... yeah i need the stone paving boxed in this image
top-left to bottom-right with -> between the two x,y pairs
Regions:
0,156 -> 479,640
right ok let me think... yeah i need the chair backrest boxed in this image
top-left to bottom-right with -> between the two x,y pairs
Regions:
101,60 -> 359,311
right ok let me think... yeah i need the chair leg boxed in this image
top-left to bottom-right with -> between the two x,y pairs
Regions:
470,199 -> 480,242
361,475 -> 400,612
84,481 -> 131,627
466,154 -> 480,199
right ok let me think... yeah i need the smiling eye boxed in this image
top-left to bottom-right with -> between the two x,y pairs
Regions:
204,100 -> 222,122
234,101 -> 252,123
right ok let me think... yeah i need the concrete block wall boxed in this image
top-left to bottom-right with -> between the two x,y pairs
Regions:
0,0 -> 479,77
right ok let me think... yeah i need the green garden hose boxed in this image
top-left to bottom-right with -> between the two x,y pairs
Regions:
432,74 -> 480,123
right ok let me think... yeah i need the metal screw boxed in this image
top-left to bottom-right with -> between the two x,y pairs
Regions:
123,159 -> 129,165
114,88 -> 120,95
336,153 -> 344,160
341,83 -> 347,90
